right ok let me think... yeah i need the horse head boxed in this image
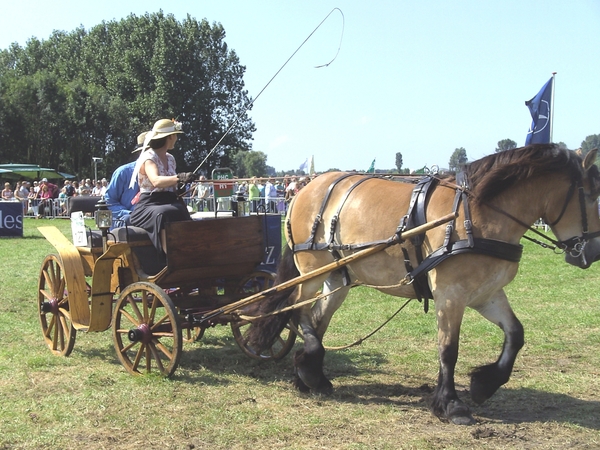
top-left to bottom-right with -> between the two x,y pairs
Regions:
552,149 -> 600,268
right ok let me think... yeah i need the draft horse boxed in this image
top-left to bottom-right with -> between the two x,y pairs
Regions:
247,144 -> 600,425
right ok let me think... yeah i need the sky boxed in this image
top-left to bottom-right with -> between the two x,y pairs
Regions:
1,0 -> 599,173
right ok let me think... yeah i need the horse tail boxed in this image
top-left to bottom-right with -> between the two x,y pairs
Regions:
245,245 -> 299,351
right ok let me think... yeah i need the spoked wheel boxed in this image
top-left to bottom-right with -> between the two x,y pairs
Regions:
231,271 -> 296,360
183,325 -> 205,343
38,254 -> 77,356
112,282 -> 182,377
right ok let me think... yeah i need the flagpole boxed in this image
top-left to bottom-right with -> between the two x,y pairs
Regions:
550,72 -> 557,143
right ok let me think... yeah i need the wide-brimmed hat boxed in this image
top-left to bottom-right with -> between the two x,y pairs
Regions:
149,119 -> 184,140
132,131 -> 149,153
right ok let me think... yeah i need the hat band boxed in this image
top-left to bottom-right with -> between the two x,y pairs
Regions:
154,125 -> 176,133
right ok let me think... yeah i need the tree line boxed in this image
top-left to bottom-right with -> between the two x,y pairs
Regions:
0,11 -> 255,180
391,134 -> 600,175
441,135 -> 599,173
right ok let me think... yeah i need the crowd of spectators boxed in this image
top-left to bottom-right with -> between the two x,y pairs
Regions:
0,176 -> 111,218
1,172 -> 317,218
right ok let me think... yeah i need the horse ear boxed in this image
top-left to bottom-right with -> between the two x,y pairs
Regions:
582,148 -> 598,171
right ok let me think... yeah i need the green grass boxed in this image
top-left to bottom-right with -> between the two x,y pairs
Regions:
0,218 -> 599,449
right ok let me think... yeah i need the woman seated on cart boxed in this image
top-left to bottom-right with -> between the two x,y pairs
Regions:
129,118 -> 198,257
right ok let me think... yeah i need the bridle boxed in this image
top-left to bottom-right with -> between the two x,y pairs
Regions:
553,179 -> 600,262
472,174 -> 600,259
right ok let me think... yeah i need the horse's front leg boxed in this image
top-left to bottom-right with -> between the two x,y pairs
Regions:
470,289 -> 524,404
431,297 -> 476,425
293,271 -> 350,395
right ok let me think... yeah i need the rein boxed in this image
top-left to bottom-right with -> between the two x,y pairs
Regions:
237,281 -> 415,351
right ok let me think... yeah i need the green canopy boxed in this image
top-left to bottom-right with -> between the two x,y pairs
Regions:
0,164 -> 74,180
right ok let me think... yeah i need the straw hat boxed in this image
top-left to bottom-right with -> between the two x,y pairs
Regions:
149,119 -> 184,140
132,131 -> 149,153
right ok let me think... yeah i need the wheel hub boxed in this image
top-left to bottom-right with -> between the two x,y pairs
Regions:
40,298 -> 59,315
128,323 -> 152,344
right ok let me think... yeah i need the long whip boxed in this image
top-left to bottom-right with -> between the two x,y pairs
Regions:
193,7 -> 345,174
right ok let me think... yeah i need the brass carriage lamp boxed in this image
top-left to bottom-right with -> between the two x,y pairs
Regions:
95,196 -> 112,251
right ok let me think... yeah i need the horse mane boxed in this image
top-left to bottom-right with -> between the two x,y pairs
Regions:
464,144 -> 584,204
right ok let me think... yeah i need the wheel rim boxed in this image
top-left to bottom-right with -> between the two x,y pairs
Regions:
38,255 -> 76,356
232,271 -> 296,360
112,282 -> 182,377
231,319 -> 296,360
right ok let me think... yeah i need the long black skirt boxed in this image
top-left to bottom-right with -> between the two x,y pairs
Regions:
130,191 -> 191,256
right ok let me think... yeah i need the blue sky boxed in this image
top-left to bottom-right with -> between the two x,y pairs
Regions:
1,1 -> 599,173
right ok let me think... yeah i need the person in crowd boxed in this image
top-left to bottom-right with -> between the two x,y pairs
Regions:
33,180 -> 40,195
129,118 -> 198,256
285,176 -> 298,204
21,181 -> 31,197
71,181 -> 80,196
38,183 -> 53,217
275,178 -> 286,214
265,177 -> 278,213
192,175 -> 211,212
39,178 -> 59,198
58,187 -> 68,215
91,180 -> 103,196
104,131 -> 146,227
27,186 -> 39,216
64,180 -> 75,197
15,181 -> 29,213
14,181 -> 26,201
100,178 -> 108,196
2,182 -> 14,201
297,176 -> 308,191
79,181 -> 91,196
248,177 -> 260,213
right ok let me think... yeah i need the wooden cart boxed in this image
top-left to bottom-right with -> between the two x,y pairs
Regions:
37,214 -> 295,377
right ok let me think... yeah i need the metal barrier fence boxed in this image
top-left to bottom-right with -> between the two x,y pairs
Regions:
10,194 -> 289,219
20,198 -> 68,219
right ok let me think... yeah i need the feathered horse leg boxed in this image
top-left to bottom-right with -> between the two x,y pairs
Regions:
293,270 -> 350,394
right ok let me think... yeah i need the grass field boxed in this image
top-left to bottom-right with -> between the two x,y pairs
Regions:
0,218 -> 599,449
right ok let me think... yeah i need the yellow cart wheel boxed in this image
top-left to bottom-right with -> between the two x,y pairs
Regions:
37,254 -> 77,356
112,282 -> 182,377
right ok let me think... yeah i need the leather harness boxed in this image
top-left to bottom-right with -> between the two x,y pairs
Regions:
287,173 -> 524,312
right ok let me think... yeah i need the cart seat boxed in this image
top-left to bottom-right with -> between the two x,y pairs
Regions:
86,230 -> 104,248
113,226 -> 152,243
112,226 -> 165,276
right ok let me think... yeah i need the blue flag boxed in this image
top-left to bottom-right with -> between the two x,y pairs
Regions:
298,158 -> 309,173
525,77 -> 553,145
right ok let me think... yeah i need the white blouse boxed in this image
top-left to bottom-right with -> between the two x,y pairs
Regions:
136,149 -> 176,193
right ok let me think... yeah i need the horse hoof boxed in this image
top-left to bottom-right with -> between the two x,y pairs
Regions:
293,376 -> 311,393
446,400 -> 476,426
312,380 -> 333,397
470,363 -> 504,405
297,366 -> 325,391
450,414 -> 476,426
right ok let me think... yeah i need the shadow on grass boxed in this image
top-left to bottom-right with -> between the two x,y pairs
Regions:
73,333 -> 600,430
473,387 -> 600,429
184,336 -> 600,430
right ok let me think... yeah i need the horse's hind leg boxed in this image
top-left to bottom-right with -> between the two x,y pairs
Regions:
294,271 -> 350,395
470,289 -> 524,404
